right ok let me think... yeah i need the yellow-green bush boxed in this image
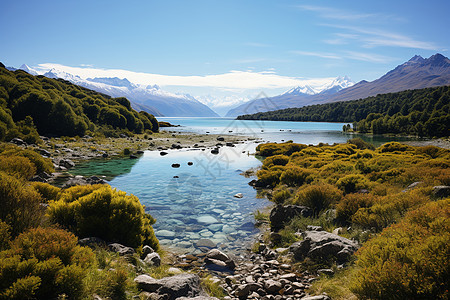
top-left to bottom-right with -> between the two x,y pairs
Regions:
256,142 -> 307,156
0,155 -> 36,179
336,193 -> 377,224
57,184 -> 104,203
0,227 -> 95,300
0,172 -> 43,236
262,154 -> 289,169
271,189 -> 291,204
48,185 -> 159,250
0,144 -> 54,174
0,221 -> 11,251
280,166 -> 313,187
351,199 -> 449,299
377,141 -> 414,153
293,183 -> 343,216
30,182 -> 61,202
351,189 -> 430,231
336,174 -> 370,194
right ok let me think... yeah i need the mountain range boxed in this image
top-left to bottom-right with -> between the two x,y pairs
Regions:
41,68 -> 219,117
226,53 -> 450,117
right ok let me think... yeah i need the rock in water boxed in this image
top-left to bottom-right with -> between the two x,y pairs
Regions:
197,215 -> 218,224
234,193 -> 243,198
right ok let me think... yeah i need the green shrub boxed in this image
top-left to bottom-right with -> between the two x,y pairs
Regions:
48,185 -> 159,250
347,138 -> 375,150
0,227 -> 95,300
256,169 -> 283,188
336,174 -> 370,194
351,199 -> 450,299
0,172 -> 43,236
294,183 -> 343,216
0,144 -> 54,174
0,221 -> 11,251
30,182 -> 61,202
280,166 -> 313,187
0,155 -> 36,179
336,193 -> 377,224
262,154 -> 289,169
377,142 -> 414,153
271,189 -> 291,204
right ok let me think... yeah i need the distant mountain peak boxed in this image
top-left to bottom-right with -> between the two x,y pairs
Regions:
408,55 -> 425,63
284,85 -> 316,96
19,64 -> 38,75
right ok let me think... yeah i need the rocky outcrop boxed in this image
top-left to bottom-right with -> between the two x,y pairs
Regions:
270,205 -> 312,232
290,229 -> 358,263
144,252 -> 161,266
135,274 -> 204,300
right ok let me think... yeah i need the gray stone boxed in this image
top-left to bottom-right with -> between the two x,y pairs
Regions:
206,249 -> 230,262
157,230 -> 176,238
289,229 -> 358,262
235,283 -> 262,297
195,239 -> 216,249
135,274 -> 203,300
108,243 -> 135,255
177,297 -> 219,300
264,280 -> 282,293
197,215 -> 218,224
78,237 -> 105,247
144,252 -> 161,266
301,295 -> 331,300
234,193 -> 243,198
59,159 -> 75,169
142,245 -> 155,259
270,205 -> 312,231
432,186 -> 450,198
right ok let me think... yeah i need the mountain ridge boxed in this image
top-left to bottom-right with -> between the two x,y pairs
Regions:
227,53 -> 450,117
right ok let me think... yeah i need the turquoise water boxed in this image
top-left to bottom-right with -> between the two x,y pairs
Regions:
159,117 -> 420,146
71,118 -> 423,253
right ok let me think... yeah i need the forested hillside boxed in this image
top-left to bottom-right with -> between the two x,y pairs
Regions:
237,86 -> 450,137
0,63 -> 159,143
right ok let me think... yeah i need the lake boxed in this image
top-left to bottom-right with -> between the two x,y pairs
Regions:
72,117 -> 421,253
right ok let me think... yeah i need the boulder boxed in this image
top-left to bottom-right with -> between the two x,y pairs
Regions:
144,252 -> 161,266
135,274 -> 203,300
289,229 -> 358,263
264,280 -> 282,293
205,249 -> 236,271
217,137 -> 225,141
108,243 -> 135,256
195,239 -> 216,249
211,148 -> 219,155
270,205 -> 312,232
233,193 -> 243,198
142,245 -> 155,259
160,151 -> 168,156
234,283 -> 262,297
59,159 -> 75,169
432,186 -> 450,198
171,163 -> 181,168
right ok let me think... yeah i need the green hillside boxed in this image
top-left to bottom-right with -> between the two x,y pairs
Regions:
0,63 -> 158,143
237,86 -> 450,137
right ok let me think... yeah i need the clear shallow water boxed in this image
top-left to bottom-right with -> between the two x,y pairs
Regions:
72,143 -> 268,254
71,118 -> 424,253
160,117 -> 421,147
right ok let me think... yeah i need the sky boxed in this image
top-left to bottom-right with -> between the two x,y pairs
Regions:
1,0 -> 449,114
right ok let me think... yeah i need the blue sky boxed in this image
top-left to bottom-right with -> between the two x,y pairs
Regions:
1,0 -> 449,112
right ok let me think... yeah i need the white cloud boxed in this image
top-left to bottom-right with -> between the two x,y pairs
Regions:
343,51 -> 394,63
298,5 -> 379,21
36,63 -> 339,90
291,51 -> 342,60
325,24 -> 439,50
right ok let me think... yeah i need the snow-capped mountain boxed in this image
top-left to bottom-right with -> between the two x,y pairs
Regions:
41,69 -> 219,117
225,76 -> 354,116
282,76 -> 354,96
19,64 -> 39,76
